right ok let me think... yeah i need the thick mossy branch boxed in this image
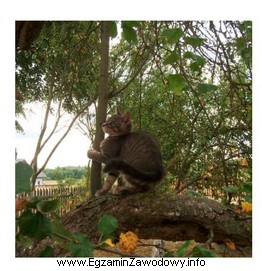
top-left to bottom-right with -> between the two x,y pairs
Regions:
63,193 -> 251,246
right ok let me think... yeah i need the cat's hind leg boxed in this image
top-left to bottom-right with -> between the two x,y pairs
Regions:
112,185 -> 146,195
95,172 -> 119,197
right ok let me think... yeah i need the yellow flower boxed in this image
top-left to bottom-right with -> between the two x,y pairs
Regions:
241,202 -> 252,213
118,231 -> 138,253
238,157 -> 248,167
104,239 -> 115,248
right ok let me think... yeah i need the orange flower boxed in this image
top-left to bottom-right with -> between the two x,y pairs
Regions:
118,231 -> 138,253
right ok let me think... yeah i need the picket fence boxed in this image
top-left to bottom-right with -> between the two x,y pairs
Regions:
16,186 -> 87,217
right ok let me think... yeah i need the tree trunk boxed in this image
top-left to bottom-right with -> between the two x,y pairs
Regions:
25,193 -> 251,257
63,193 -> 251,247
90,21 -> 110,196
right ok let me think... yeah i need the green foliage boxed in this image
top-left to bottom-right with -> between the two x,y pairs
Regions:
121,21 -> 140,44
16,161 -> 32,194
192,246 -> 218,257
36,199 -> 61,213
16,21 -> 100,113
164,52 -> 179,65
184,51 -> 206,72
176,240 -> 194,256
16,21 -> 252,202
173,240 -> 218,257
223,181 -> 252,203
184,36 -> 205,47
44,166 -> 87,181
39,245 -> 54,257
167,74 -> 187,95
162,28 -> 183,44
51,221 -> 74,242
16,199 -> 118,257
69,233 -> 93,257
98,215 -> 118,236
197,83 -> 218,94
113,21 -> 252,200
19,210 -> 52,240
109,21 -> 118,38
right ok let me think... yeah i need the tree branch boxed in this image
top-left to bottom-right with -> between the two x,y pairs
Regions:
63,193 -> 251,247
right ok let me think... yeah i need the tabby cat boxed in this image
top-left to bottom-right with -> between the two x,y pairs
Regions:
88,110 -> 164,196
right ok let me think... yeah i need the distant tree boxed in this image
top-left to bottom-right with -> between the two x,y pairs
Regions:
44,166 -> 87,181
16,22 -> 101,189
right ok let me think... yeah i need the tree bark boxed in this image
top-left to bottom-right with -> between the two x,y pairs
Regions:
63,193 -> 251,247
90,21 -> 110,196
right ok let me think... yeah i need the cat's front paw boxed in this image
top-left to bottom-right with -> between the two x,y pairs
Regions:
95,189 -> 108,197
87,148 -> 97,159
112,186 -> 131,195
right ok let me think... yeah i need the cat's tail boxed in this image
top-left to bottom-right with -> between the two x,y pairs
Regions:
103,159 -> 164,182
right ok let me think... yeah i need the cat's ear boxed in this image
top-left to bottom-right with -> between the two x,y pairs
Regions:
115,106 -> 121,115
122,112 -> 131,123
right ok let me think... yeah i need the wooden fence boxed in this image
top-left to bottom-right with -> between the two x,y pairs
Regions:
16,186 -> 87,217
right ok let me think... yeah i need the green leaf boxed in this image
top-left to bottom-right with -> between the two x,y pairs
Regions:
192,245 -> 218,257
190,62 -> 202,72
19,210 -> 52,240
185,36 -> 205,47
162,28 -> 183,44
122,27 -> 137,44
15,160 -> 32,194
241,47 -> 252,64
36,199 -> 61,213
124,21 -> 140,28
236,37 -> 246,51
176,240 -> 194,257
242,182 -> 252,195
98,215 -> 118,236
51,221 -> 74,242
69,233 -> 93,257
121,21 -> 138,44
164,52 -> 179,65
184,51 -> 205,72
240,21 -> 252,40
39,245 -> 54,257
26,197 -> 42,209
167,74 -> 187,95
235,37 -> 252,64
109,21 -> 118,38
184,51 -> 205,66
16,233 -> 33,248
197,83 -> 218,94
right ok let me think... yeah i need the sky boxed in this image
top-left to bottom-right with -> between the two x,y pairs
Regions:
16,103 -> 91,169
